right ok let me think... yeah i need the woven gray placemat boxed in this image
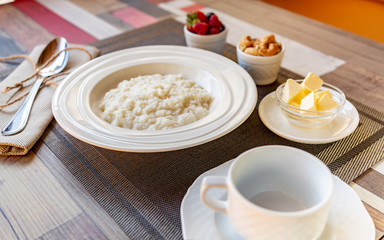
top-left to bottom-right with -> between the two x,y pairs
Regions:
37,19 -> 384,239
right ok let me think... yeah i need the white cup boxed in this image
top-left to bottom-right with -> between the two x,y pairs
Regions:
236,43 -> 285,85
200,145 -> 334,240
184,25 -> 228,54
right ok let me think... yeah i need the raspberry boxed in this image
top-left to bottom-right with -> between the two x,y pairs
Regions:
208,14 -> 222,29
194,22 -> 209,35
186,11 -> 223,35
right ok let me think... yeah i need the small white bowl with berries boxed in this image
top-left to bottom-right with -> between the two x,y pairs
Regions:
184,11 -> 228,54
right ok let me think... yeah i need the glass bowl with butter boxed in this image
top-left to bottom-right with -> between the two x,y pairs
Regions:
276,73 -> 346,128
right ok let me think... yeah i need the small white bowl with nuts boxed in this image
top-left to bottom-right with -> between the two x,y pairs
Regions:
236,34 -> 285,85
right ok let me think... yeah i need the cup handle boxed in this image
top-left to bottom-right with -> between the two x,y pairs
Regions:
200,176 -> 229,214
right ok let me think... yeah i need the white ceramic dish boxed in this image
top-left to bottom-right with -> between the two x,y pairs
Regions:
52,45 -> 257,152
181,159 -> 375,240
236,43 -> 285,86
184,25 -> 228,54
258,92 -> 359,144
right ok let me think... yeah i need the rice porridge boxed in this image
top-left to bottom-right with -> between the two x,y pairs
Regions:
99,74 -> 213,130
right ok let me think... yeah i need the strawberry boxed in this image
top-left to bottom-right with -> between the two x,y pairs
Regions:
208,27 -> 220,35
186,11 -> 223,35
194,22 -> 209,35
186,12 -> 199,33
196,10 -> 207,23
208,14 -> 222,29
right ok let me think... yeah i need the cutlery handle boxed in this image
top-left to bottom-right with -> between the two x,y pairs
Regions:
1,77 -> 45,136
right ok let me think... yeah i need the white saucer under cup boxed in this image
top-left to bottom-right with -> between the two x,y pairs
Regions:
181,159 -> 375,240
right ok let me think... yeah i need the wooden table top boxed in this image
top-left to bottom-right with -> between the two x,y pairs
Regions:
1,0 -> 384,239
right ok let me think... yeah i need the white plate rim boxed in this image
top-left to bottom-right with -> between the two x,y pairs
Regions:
52,45 -> 257,152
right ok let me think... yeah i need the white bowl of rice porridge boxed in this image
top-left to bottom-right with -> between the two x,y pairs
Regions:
78,62 -> 224,134
52,45 -> 257,152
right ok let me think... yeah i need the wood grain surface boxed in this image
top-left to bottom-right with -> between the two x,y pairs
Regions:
194,0 -> 384,114
194,1 -> 384,238
0,0 -> 383,239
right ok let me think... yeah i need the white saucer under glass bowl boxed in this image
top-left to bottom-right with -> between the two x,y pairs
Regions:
258,92 -> 359,144
181,160 -> 375,240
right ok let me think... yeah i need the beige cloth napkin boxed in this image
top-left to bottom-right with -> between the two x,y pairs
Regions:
0,44 -> 100,156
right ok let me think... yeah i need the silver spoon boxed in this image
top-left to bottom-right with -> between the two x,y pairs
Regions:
1,37 -> 69,136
